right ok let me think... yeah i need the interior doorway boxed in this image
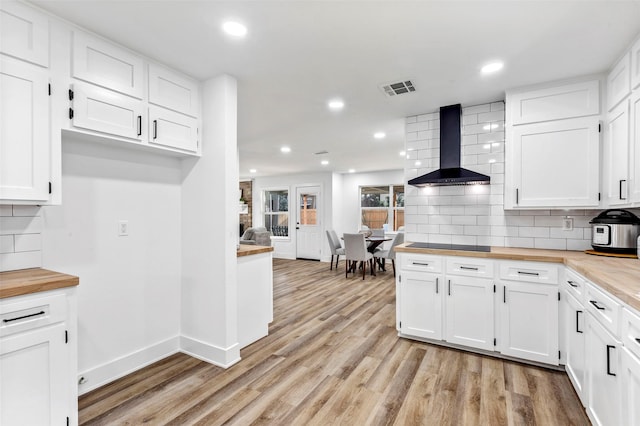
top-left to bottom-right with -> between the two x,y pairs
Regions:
295,185 -> 321,260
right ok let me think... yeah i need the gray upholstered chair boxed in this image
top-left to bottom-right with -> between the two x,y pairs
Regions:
239,227 -> 272,246
374,232 -> 404,277
326,230 -> 345,270
343,233 -> 374,279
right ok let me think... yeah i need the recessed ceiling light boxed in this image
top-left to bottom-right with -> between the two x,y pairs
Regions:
328,99 -> 344,110
222,21 -> 247,37
481,61 -> 504,74
321,160 -> 329,166
249,169 -> 257,173
348,169 -> 355,173
374,132 -> 386,139
280,146 -> 291,153
399,150 -> 406,156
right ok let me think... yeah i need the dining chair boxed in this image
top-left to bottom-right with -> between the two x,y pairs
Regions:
373,231 -> 405,277
343,233 -> 375,280
326,230 -> 345,270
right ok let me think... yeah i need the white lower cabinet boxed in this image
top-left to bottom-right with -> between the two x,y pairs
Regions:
564,290 -> 587,405
499,280 -> 559,365
0,288 -> 78,426
586,312 -> 621,426
621,347 -> 640,426
445,275 -> 494,351
397,270 -> 444,340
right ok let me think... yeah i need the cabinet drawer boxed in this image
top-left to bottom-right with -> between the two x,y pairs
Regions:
400,254 -> 443,273
622,307 -> 640,360
585,282 -> 621,336
564,268 -> 586,303
446,257 -> 493,278
0,292 -> 67,337
499,261 -> 558,284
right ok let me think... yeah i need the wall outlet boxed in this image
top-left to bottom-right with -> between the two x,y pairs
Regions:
562,217 -> 573,231
118,220 -> 129,236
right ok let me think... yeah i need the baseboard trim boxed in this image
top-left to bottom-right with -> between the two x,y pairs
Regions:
78,335 -> 180,395
180,335 -> 241,368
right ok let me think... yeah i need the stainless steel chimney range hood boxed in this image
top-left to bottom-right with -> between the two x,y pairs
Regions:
408,104 -> 491,187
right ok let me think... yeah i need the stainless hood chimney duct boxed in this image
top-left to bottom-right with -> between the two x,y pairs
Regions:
408,104 -> 491,187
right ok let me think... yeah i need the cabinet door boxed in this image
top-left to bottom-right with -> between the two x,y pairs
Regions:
0,1 -> 48,67
499,281 -> 559,365
632,38 -> 640,90
148,63 -> 199,117
607,52 -> 631,111
605,99 -> 630,206
445,275 -> 494,351
586,314 -> 621,426
398,271 -> 444,340
621,347 -> 640,426
564,291 -> 587,405
71,83 -> 144,141
0,323 -> 69,425
509,117 -> 600,208
0,56 -> 50,202
72,30 -> 144,99
148,105 -> 199,153
630,91 -> 640,204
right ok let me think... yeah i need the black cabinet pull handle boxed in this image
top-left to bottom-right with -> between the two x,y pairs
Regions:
516,188 -> 519,205
503,286 -> 506,303
460,266 -> 479,271
137,115 -> 142,136
576,310 -> 583,333
412,262 -> 429,266
3,311 -> 45,323
635,338 -> 640,345
448,280 -> 451,296
517,271 -> 539,276
620,179 -> 627,200
567,280 -> 578,288
606,345 -> 616,376
590,300 -> 606,311
435,278 -> 439,294
153,120 -> 158,139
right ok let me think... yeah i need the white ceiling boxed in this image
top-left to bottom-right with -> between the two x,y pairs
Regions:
31,1 -> 640,179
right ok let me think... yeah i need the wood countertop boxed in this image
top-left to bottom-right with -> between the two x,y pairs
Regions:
237,245 -> 274,257
0,268 -> 79,299
396,243 -> 640,312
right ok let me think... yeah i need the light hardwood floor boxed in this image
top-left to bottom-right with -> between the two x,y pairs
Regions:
79,258 -> 590,425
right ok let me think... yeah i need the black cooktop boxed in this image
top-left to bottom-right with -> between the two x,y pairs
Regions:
407,242 -> 491,252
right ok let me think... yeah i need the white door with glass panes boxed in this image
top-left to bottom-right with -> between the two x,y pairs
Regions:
296,186 -> 321,260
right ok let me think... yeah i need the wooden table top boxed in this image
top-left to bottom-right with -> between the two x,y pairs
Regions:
237,244 -> 274,257
396,243 -> 640,312
0,268 -> 79,299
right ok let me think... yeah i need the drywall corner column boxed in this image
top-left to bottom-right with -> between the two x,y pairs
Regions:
181,74 -> 240,367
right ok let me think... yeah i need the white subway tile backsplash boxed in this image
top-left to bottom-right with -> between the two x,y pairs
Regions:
0,251 -> 41,272
550,228 -> 584,239
0,216 -> 43,235
505,216 -> 535,227
430,234 -> 452,244
463,104 -> 491,115
0,206 -> 13,216
440,206 -> 465,215
491,102 -> 505,111
417,112 -> 438,122
14,233 -> 41,252
478,110 -> 506,123
452,216 -> 477,225
505,237 -> 535,248
417,224 -> 440,234
567,239 -> 591,251
464,225 -> 490,236
462,114 -> 478,126
440,225 -> 464,235
406,116 -> 417,124
452,235 -> 478,245
430,215 -> 452,225
534,239 -> 567,250
440,186 -> 466,196
0,235 -> 14,254
406,121 -> 430,132
12,206 -> 41,216
519,227 -> 550,238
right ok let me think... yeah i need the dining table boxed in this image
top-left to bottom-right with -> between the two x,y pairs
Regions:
343,235 -> 391,274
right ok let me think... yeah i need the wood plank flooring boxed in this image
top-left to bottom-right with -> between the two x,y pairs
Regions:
79,258 -> 590,425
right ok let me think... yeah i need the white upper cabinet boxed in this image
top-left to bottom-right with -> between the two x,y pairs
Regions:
607,52 -> 631,112
509,80 -> 599,125
149,64 -> 200,117
630,91 -> 640,204
71,82 -> 144,141
0,1 -> 49,67
72,30 -> 144,99
507,117 -> 600,208
632,38 -> 640,90
605,99 -> 631,206
148,105 -> 199,153
0,56 -> 50,202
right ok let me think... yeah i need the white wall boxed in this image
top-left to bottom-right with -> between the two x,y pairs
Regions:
252,172 -> 333,260
42,135 -> 182,393
404,102 -> 615,250
181,74 -> 240,367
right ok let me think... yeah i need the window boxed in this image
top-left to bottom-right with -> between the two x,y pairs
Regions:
360,185 -> 404,231
264,189 -> 289,237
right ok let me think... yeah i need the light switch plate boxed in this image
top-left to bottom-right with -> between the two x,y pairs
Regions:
118,220 -> 128,236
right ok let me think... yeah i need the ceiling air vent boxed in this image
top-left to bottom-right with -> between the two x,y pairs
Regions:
380,80 -> 416,97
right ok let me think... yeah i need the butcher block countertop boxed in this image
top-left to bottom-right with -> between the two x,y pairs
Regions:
396,243 -> 640,312
237,245 -> 274,257
0,268 -> 79,299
